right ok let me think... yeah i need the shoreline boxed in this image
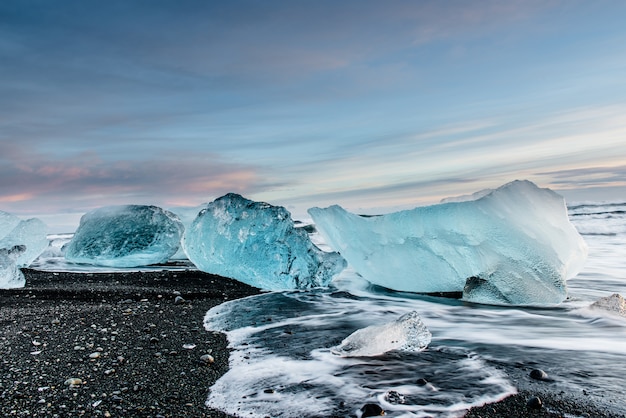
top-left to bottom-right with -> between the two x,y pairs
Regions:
1,269 -> 622,417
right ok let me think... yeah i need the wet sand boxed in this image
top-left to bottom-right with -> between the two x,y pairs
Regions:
1,269 -> 621,417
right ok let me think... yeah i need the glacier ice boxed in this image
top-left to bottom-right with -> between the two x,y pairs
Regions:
182,193 -> 346,290
0,210 -> 48,270
0,218 -> 49,267
0,210 -> 21,237
0,245 -> 26,289
65,205 -> 184,268
167,204 -> 207,260
331,311 -> 431,357
309,180 -> 587,305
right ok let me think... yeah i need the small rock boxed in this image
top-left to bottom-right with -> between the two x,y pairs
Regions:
526,396 -> 543,410
529,369 -> 549,380
200,354 -> 215,364
150,337 -> 160,344
360,403 -> 385,417
89,352 -> 101,359
174,296 -> 185,305
385,390 -> 405,404
64,378 -> 83,386
416,378 -> 428,386
183,343 -> 196,349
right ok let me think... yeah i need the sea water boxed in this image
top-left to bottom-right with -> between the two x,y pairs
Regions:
204,203 -> 626,417
30,204 -> 626,417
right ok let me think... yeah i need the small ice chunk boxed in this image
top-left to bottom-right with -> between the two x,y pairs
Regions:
182,193 -> 346,290
65,205 -> 184,267
331,311 -> 431,357
590,293 -> 626,317
309,180 -> 587,306
0,245 -> 26,289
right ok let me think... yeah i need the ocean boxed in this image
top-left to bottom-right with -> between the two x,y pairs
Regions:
31,202 -> 626,417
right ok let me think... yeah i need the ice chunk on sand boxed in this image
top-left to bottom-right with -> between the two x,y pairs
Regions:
0,218 -> 49,267
331,311 -> 431,357
590,294 -> 626,318
309,180 -> 587,305
0,210 -> 49,267
0,245 -> 26,289
65,205 -> 184,267
182,193 -> 346,290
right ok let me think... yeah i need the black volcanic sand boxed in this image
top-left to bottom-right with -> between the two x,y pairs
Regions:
0,268 -> 259,418
1,269 -> 622,418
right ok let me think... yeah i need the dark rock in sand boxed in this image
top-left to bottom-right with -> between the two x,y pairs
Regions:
530,368 -> 549,381
527,396 -> 543,410
360,403 -> 385,417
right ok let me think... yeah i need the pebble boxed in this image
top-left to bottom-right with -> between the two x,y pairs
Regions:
360,403 -> 385,417
174,296 -> 186,305
183,343 -> 196,349
526,396 -> 543,410
200,354 -> 215,364
89,352 -> 101,359
64,378 -> 83,386
530,368 -> 549,380
385,390 -> 405,404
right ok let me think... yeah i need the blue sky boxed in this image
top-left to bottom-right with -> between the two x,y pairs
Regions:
2,1 -> 626,232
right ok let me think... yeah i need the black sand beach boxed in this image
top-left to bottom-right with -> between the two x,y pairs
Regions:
0,268 -> 259,417
1,269 -> 622,417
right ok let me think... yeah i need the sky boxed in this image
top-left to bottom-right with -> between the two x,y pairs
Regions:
1,0 -> 626,232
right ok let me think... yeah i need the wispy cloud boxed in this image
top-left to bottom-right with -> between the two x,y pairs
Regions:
0,145 -> 277,214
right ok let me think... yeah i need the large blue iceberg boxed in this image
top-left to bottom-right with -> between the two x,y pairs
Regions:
309,180 -> 587,305
65,205 -> 184,268
182,193 -> 346,290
